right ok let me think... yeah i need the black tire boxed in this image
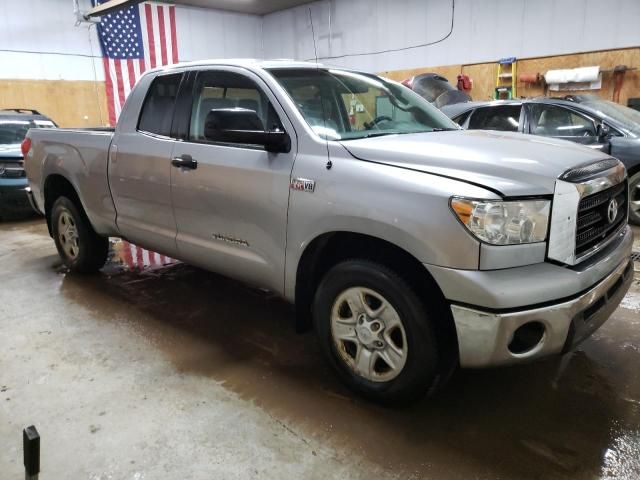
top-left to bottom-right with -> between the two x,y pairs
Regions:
51,196 -> 108,273
313,259 -> 445,405
629,172 -> 640,226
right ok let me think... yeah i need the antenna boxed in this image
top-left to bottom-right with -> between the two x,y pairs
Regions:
308,7 -> 319,65
307,6 -> 331,169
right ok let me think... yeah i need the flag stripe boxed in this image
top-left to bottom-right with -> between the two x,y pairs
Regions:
151,6 -> 162,68
121,59 -> 131,98
164,9 -> 173,65
102,58 -> 117,126
108,59 -> 123,118
126,59 -> 136,93
140,4 -> 152,71
113,60 -> 126,113
144,3 -> 157,69
122,241 -> 134,267
169,7 -> 178,63
157,6 -> 168,66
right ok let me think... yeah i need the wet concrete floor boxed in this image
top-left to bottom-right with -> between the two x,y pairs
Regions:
1,218 -> 639,479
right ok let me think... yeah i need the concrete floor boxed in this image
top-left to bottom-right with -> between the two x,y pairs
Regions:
1,219 -> 639,480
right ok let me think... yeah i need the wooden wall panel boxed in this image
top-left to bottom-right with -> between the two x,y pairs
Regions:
0,80 -> 109,128
380,47 -> 640,106
516,48 -> 640,105
460,63 -> 496,101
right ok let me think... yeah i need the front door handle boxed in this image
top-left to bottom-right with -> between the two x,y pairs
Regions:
172,154 -> 197,170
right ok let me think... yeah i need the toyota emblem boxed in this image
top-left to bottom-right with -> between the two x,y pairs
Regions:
607,198 -> 618,224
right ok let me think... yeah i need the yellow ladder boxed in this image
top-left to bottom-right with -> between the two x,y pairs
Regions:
495,57 -> 517,99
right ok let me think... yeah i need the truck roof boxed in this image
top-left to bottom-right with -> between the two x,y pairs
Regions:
154,58 -> 326,74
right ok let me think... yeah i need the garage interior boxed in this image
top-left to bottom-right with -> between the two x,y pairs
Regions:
1,1 -> 640,479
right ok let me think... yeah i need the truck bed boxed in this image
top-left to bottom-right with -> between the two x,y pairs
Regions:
25,127 -> 118,236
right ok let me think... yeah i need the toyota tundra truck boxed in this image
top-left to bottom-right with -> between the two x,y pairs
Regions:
24,60 -> 634,403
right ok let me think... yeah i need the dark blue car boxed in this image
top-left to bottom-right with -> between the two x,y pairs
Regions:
442,96 -> 640,225
0,109 -> 56,219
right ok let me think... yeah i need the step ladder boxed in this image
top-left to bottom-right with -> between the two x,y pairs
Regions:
495,57 -> 517,99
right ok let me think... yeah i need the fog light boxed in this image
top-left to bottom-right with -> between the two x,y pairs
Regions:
508,321 -> 545,354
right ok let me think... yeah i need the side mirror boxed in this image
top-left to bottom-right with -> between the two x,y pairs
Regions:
204,108 -> 291,153
597,122 -> 611,141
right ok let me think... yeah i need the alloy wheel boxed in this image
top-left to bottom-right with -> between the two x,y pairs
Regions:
330,287 -> 408,382
58,210 -> 80,260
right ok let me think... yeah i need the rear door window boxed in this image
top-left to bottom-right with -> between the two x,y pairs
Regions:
138,73 -> 183,137
468,105 -> 522,132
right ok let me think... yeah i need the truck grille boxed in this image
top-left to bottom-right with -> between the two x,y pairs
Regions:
575,181 -> 627,257
0,161 -> 26,178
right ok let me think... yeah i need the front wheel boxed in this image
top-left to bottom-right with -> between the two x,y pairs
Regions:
51,197 -> 108,273
629,172 -> 640,226
313,260 -> 444,404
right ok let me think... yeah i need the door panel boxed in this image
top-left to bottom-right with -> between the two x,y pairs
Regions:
108,72 -> 183,256
170,68 -> 297,293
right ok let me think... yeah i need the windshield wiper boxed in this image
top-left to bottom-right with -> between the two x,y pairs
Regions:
430,127 -> 458,132
342,132 -> 400,140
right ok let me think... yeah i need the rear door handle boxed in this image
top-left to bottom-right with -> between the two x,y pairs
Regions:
172,154 -> 197,170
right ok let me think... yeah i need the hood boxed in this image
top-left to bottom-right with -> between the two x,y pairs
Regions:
0,144 -> 22,159
340,130 -> 612,196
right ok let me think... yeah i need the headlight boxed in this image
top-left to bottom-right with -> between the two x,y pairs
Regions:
450,197 -> 550,245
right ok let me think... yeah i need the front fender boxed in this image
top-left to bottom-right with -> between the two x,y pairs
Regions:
283,150 -> 495,301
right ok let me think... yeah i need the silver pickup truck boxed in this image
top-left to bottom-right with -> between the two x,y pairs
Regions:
24,60 -> 633,403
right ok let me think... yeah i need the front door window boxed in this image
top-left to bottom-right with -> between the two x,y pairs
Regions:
528,104 -> 596,138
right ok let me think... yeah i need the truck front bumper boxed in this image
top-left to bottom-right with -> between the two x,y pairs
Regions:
426,226 -> 634,368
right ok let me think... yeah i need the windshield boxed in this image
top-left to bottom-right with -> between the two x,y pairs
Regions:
0,119 -> 56,145
582,100 -> 640,136
268,68 -> 458,141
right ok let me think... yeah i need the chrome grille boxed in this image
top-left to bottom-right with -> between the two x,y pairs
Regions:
575,181 -> 627,257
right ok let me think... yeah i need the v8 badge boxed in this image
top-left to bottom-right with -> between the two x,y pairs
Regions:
290,178 -> 316,193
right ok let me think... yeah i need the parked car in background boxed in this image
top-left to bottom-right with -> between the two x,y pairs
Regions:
24,61 -> 633,403
441,98 -> 640,224
402,73 -> 471,108
0,109 -> 56,219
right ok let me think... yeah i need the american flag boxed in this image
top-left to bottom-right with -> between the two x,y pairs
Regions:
94,1 -> 179,125
117,240 -> 176,270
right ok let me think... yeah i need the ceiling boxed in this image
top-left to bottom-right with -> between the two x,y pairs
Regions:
170,0 -> 313,15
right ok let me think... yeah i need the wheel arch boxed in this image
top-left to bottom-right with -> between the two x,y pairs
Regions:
43,174 -> 85,236
294,231 -> 459,365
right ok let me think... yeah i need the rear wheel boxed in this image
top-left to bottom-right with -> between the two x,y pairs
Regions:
313,259 -> 444,404
51,197 -> 108,273
629,172 -> 640,226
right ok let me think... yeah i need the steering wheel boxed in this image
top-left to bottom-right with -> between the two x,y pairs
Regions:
364,115 -> 393,130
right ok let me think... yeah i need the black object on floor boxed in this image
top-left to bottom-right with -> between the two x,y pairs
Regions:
23,425 -> 40,480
